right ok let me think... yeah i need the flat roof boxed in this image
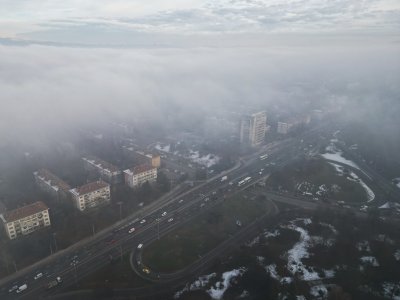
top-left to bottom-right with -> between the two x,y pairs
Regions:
1,201 -> 49,223
70,180 -> 110,196
124,164 -> 155,176
82,156 -> 120,173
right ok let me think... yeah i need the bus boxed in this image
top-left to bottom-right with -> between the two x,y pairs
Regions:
238,177 -> 252,186
259,154 -> 269,160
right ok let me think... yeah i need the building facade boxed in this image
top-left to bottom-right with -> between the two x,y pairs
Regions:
240,111 -> 267,147
122,146 -> 161,168
0,201 -> 51,240
33,169 -> 71,200
82,156 -> 122,184
69,181 -> 111,211
124,164 -> 157,188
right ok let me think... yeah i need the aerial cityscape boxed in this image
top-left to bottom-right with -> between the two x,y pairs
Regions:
0,1 -> 399,300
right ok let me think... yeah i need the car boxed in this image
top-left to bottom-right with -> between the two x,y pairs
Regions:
178,199 -> 184,204
128,227 -> 135,234
204,197 -> 209,202
200,203 -> 205,208
34,272 -> 43,280
142,267 -> 150,274
161,211 -> 167,217
8,285 -> 18,293
137,243 -> 143,249
140,219 -> 146,224
16,284 -> 27,293
168,218 -> 174,223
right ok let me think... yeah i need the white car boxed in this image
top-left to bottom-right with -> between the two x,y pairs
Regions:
168,218 -> 174,223
128,227 -> 135,234
137,243 -> 143,249
140,219 -> 146,224
34,273 -> 43,280
161,211 -> 167,217
178,199 -> 184,204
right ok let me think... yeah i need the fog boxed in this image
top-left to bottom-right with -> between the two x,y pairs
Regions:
0,35 -> 399,150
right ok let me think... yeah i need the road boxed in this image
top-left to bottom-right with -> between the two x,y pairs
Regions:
0,122 -> 334,299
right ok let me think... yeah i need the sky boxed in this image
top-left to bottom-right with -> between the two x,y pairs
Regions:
0,1 -> 399,149
0,0 -> 399,44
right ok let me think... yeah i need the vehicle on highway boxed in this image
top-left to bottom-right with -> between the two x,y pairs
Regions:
140,219 -> 146,224
34,272 -> 43,280
128,227 -> 135,233
168,218 -> 174,223
137,243 -> 143,249
178,199 -> 184,203
221,175 -> 228,182
46,277 -> 62,290
16,284 -> 27,293
161,211 -> 167,217
238,176 -> 252,186
142,267 -> 150,274
8,285 -> 18,293
204,197 -> 209,202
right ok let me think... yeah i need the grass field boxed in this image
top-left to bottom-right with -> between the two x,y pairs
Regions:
266,158 -> 369,204
142,193 -> 271,273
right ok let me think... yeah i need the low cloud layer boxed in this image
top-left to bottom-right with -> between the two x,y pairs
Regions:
0,38 -> 399,148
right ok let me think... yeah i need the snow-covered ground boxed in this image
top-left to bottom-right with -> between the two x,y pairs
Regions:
189,150 -> 220,168
329,162 -> 375,202
360,256 -> 380,267
394,250 -> 400,261
155,143 -> 220,168
322,142 -> 360,170
382,282 -> 400,300
347,171 -> 375,202
207,268 -> 246,300
174,272 -> 217,299
310,284 -> 328,298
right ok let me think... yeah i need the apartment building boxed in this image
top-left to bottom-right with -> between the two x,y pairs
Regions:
33,169 -> 71,200
69,181 -> 111,211
240,111 -> 267,147
124,164 -> 157,188
0,201 -> 51,240
277,115 -> 311,135
82,156 -> 122,184
122,146 -> 161,168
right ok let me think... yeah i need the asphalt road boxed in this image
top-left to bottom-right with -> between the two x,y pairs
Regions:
0,122 -> 335,300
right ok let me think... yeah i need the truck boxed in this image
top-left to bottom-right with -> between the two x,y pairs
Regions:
16,284 -> 27,293
220,176 -> 228,182
46,277 -> 62,290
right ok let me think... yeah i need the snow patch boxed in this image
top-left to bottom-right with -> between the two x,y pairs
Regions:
310,284 -> 328,298
207,268 -> 246,300
174,273 -> 216,299
360,256 -> 379,267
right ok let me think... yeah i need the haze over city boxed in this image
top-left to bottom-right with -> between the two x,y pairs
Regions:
0,1 -> 399,300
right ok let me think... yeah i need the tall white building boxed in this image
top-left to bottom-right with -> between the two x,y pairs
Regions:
240,111 -> 267,147
69,181 -> 111,211
0,201 -> 51,240
124,164 -> 157,188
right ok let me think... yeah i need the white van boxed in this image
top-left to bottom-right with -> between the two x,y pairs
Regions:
16,284 -> 27,293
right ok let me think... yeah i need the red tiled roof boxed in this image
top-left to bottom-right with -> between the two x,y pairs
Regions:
72,181 -> 109,195
133,164 -> 155,174
3,201 -> 48,223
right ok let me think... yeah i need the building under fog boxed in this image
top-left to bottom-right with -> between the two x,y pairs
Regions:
82,156 -> 122,184
0,201 -> 51,240
124,164 -> 157,188
240,111 -> 268,147
69,180 -> 111,211
33,169 -> 71,201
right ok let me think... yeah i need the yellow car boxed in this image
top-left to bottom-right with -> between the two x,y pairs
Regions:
142,267 -> 150,274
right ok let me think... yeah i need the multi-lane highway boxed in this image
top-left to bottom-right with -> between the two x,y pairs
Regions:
0,123 -> 334,300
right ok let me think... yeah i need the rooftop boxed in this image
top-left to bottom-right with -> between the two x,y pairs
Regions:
34,169 -> 71,191
82,156 -> 120,173
124,164 -> 155,176
70,180 -> 110,196
1,201 -> 49,223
